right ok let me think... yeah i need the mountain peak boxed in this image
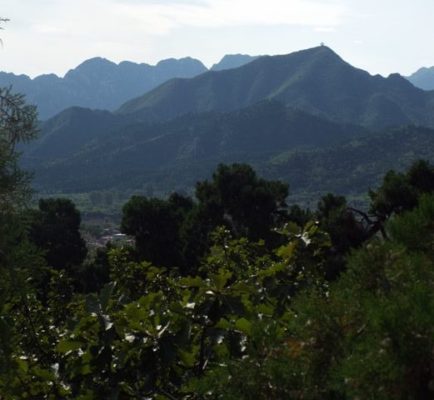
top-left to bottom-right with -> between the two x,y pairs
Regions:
156,57 -> 206,68
290,45 -> 342,60
407,66 -> 434,91
82,56 -> 114,64
118,45 -> 434,129
154,57 -> 207,77
64,57 -> 117,79
211,54 -> 259,71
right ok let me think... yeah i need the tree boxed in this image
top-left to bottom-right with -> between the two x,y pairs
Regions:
196,163 -> 289,244
121,195 -> 186,268
27,198 -> 87,270
316,193 -> 367,279
369,170 -> 417,219
0,68 -> 61,395
0,87 -> 38,213
369,160 -> 434,221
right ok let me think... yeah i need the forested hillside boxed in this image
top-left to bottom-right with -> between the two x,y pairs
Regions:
25,101 -> 367,195
264,125 -> 434,202
24,106 -> 434,207
118,46 -> 434,129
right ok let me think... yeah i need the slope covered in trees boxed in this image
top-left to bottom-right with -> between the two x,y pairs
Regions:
118,46 -> 434,129
24,100 -> 367,194
264,125 -> 434,202
25,115 -> 434,207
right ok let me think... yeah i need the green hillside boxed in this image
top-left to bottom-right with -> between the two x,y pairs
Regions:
27,101 -> 366,194
26,107 -> 434,209
262,125 -> 434,202
118,46 -> 434,129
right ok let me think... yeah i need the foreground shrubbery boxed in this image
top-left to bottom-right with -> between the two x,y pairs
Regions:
2,192 -> 434,398
3,186 -> 434,398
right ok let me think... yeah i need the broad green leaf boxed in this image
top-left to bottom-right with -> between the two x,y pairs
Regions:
214,270 -> 233,291
57,340 -> 83,353
235,318 -> 252,335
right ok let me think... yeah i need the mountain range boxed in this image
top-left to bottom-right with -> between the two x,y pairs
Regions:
0,54 -> 258,120
0,57 -> 206,120
19,46 -> 434,202
118,46 -> 434,129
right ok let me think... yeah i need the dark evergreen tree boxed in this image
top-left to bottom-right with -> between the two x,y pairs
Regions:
28,198 -> 87,270
196,163 -> 289,244
317,193 -> 366,279
121,196 -> 185,268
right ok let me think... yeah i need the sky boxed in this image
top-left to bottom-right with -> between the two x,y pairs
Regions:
0,0 -> 433,78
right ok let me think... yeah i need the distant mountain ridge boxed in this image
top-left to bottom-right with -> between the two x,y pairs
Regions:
0,57 -> 207,119
118,46 -> 434,129
0,54 -> 258,120
211,54 -> 259,71
406,67 -> 434,91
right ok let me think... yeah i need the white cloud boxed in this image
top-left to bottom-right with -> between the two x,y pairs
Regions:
314,26 -> 337,32
4,0 -> 433,78
7,0 -> 346,39
110,0 -> 346,34
2,0 -> 347,77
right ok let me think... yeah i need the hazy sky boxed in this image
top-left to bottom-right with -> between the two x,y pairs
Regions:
0,0 -> 433,78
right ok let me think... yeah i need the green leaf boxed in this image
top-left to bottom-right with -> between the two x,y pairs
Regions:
235,318 -> 252,335
16,358 -> 28,373
57,340 -> 83,353
80,364 -> 92,375
99,282 -> 115,312
85,294 -> 101,315
180,276 -> 204,288
178,348 -> 197,368
277,241 -> 297,260
216,318 -> 231,329
214,270 -> 233,291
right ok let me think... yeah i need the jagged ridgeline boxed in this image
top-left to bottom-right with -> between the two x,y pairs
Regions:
0,57 -> 207,120
0,54 -> 259,120
19,46 -> 434,199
